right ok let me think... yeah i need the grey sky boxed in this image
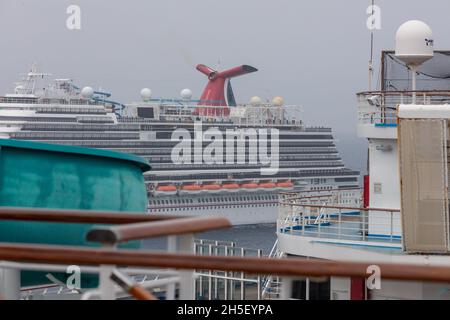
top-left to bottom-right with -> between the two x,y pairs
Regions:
1,0 -> 450,172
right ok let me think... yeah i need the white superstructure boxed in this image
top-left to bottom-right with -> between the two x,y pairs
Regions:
276,20 -> 450,300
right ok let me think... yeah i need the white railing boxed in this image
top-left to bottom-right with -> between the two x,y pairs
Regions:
278,189 -> 401,244
261,239 -> 284,299
357,90 -> 450,126
194,240 -> 262,300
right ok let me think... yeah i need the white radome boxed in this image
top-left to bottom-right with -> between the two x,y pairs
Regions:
250,96 -> 262,106
80,86 -> 94,99
272,96 -> 284,106
14,85 -> 25,94
395,20 -> 434,65
180,88 -> 192,100
140,88 -> 152,101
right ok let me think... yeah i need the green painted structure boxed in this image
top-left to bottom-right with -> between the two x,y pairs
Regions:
0,139 -> 151,287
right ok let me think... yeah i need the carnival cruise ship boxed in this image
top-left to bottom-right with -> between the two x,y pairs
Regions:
0,64 -> 359,225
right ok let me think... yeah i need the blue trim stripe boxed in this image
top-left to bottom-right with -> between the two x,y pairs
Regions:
375,123 -> 397,127
368,233 -> 402,240
310,240 -> 402,250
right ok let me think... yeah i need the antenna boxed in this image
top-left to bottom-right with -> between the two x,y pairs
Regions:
395,20 -> 434,104
368,0 -> 375,91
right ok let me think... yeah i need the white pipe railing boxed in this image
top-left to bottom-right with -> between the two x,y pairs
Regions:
279,189 -> 400,244
357,91 -> 450,126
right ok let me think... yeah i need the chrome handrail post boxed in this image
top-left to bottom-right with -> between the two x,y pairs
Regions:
178,234 -> 195,300
390,211 -> 394,242
0,267 -> 20,300
166,236 -> 177,300
338,208 -> 342,239
99,243 -> 117,300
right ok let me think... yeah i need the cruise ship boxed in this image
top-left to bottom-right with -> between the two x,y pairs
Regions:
0,64 -> 359,225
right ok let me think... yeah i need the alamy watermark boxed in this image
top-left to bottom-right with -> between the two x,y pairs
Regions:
366,4 -> 381,30
66,5 -> 81,30
366,264 -> 381,290
171,122 -> 279,175
66,265 -> 81,290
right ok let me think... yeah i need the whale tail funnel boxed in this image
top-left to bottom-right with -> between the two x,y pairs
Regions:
195,64 -> 257,116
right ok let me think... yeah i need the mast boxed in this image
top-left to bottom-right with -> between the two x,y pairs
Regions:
368,0 -> 375,91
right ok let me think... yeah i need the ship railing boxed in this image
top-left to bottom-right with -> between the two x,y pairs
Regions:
261,239 -> 285,299
4,207 -> 450,300
195,240 -> 263,300
356,90 -> 450,126
278,200 -> 401,245
140,102 -> 304,127
0,207 -> 229,300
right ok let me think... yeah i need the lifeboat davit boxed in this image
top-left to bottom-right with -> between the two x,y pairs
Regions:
179,184 -> 202,195
222,183 -> 240,192
155,185 -> 178,196
202,183 -> 222,193
276,181 -> 294,190
241,182 -> 259,192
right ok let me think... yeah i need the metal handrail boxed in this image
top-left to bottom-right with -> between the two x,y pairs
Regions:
0,206 -> 182,224
279,187 -> 362,197
0,243 -> 450,283
357,90 -> 450,96
279,203 -> 400,212
86,217 -> 231,244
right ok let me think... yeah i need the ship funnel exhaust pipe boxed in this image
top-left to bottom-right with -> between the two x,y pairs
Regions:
195,64 -> 258,116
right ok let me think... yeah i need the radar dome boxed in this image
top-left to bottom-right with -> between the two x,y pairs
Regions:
272,96 -> 284,106
395,20 -> 434,65
180,88 -> 192,100
140,88 -> 152,102
80,86 -> 94,99
14,85 -> 25,94
250,96 -> 262,106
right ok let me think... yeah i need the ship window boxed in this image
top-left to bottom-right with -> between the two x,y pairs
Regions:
292,278 -> 330,300
137,107 -> 155,119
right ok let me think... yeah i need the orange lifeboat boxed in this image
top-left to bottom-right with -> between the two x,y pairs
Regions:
156,185 -> 177,192
180,184 -> 202,194
181,184 -> 201,191
202,184 -> 222,193
155,185 -> 178,196
258,182 -> 277,189
241,182 -> 259,191
222,183 -> 240,192
276,181 -> 294,189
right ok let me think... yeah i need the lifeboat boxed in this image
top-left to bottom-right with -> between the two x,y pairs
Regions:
179,184 -> 202,195
201,183 -> 222,193
241,182 -> 259,192
258,182 -> 277,190
154,185 -> 178,196
222,183 -> 240,192
276,181 -> 294,190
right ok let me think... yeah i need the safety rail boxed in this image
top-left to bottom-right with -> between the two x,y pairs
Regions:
86,216 -> 230,244
278,202 -> 401,244
0,207 -> 229,300
0,206 -> 180,224
3,206 -> 449,301
3,244 -> 450,296
357,90 -> 450,126
195,240 -> 262,300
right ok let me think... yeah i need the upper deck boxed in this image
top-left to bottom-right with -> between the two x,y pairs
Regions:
356,90 -> 450,139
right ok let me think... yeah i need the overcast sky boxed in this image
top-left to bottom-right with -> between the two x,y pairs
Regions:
1,0 -> 450,172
